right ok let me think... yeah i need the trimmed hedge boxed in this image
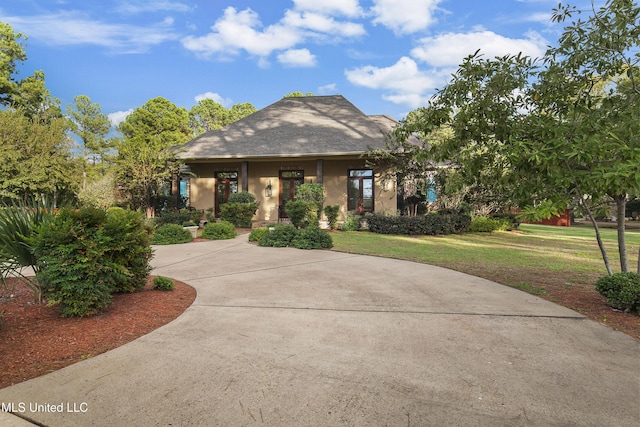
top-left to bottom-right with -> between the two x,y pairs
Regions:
219,202 -> 258,228
201,220 -> 237,240
152,224 -> 193,245
366,213 -> 471,235
258,223 -> 333,250
595,272 -> 640,313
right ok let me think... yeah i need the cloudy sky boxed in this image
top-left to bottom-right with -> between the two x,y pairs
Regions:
1,0 -> 590,127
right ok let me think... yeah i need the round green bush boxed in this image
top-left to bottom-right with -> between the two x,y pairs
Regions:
248,227 -> 269,242
227,191 -> 256,204
259,224 -> 298,247
595,272 -> 640,313
201,220 -> 237,240
151,224 -> 193,245
291,226 -> 333,250
153,276 -> 174,291
469,216 -> 508,232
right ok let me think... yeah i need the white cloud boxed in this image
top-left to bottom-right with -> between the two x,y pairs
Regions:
370,0 -> 442,34
108,109 -> 133,127
194,92 -> 233,107
114,0 -> 191,14
411,30 -> 548,67
181,7 -> 301,58
292,0 -> 363,17
282,11 -> 365,38
3,11 -> 179,53
277,48 -> 317,67
345,57 -> 439,108
317,83 -> 338,94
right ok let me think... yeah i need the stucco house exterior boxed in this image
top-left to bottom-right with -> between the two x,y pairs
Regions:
175,95 -> 399,226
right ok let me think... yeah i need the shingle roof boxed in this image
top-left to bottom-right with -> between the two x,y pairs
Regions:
176,95 -> 397,160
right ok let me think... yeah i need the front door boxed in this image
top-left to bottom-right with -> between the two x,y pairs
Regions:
279,170 -> 304,218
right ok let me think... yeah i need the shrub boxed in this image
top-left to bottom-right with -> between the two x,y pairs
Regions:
151,224 -> 193,245
285,200 -> 313,229
469,216 -> 511,233
491,213 -> 520,230
248,227 -> 269,242
31,207 -> 153,317
228,191 -> 256,204
103,208 -> 153,293
259,224 -> 298,247
340,212 -> 362,231
202,220 -> 237,240
595,272 -> 640,313
155,210 -> 192,227
291,226 -> 333,249
220,202 -> 258,228
153,276 -> 174,291
296,183 -> 324,220
366,213 -> 471,235
324,205 -> 340,230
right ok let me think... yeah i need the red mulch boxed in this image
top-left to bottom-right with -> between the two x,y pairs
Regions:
0,276 -> 196,389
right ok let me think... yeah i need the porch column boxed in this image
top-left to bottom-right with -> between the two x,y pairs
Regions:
241,161 -> 249,192
171,172 -> 180,207
316,159 -> 323,185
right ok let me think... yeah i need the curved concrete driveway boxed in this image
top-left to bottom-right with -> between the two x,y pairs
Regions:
1,235 -> 638,426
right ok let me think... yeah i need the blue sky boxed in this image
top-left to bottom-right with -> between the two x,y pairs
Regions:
1,0 -> 592,127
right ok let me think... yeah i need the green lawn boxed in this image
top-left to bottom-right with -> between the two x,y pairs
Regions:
330,224 -> 640,294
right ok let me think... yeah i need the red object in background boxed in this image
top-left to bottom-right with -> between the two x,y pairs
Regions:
536,209 -> 572,227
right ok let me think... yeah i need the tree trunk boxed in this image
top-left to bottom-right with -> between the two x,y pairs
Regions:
637,245 -> 640,274
615,195 -> 628,273
582,198 -> 613,275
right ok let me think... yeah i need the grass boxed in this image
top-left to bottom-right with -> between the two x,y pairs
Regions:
331,224 -> 640,291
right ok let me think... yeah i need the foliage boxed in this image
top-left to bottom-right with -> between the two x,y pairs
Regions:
283,91 -> 315,97
595,272 -> 640,313
295,183 -> 324,224
0,108 -> 80,203
152,276 -> 174,291
151,224 -> 193,245
220,202 -> 258,228
227,191 -> 256,204
248,227 -> 269,242
202,221 -> 237,240
32,207 -> 152,317
156,209 -> 199,227
258,224 -> 298,247
188,98 -> 256,136
340,212 -> 363,231
0,22 -> 27,106
0,198 -> 55,302
291,226 -> 333,250
324,205 -> 340,230
77,174 -> 116,210
366,213 -> 471,235
385,0 -> 640,275
469,217 -> 511,233
285,200 -> 314,229
114,97 -> 191,217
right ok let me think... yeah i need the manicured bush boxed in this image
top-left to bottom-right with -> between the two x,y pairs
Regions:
151,224 -> 193,245
248,227 -> 269,242
152,276 -> 174,291
155,210 -> 192,226
595,272 -> 640,313
219,192 -> 258,227
103,207 -> 153,293
340,212 -> 362,231
285,200 -> 313,229
366,212 -> 471,235
491,213 -> 520,230
259,224 -> 298,247
291,226 -> 333,249
324,205 -> 340,230
202,220 -> 237,240
469,216 -> 512,233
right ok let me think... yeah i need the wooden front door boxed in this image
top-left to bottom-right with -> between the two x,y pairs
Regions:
215,171 -> 238,216
279,170 -> 304,218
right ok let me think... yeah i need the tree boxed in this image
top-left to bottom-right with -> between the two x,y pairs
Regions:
189,99 -> 256,136
114,97 -> 191,217
227,102 -> 257,123
387,0 -> 640,274
284,91 -> 315,97
66,95 -> 111,188
0,22 -> 27,106
0,109 -> 80,203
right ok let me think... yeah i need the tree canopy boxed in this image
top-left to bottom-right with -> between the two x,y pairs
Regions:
384,0 -> 640,274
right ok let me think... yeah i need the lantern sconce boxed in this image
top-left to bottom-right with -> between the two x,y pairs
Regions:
265,179 -> 272,198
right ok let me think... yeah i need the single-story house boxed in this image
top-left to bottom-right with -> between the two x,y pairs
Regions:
175,95 -> 400,225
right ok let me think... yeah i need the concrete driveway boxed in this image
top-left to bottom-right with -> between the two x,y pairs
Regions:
1,235 -> 638,426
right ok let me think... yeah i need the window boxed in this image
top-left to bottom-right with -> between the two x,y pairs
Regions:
215,171 -> 238,215
348,169 -> 374,214
279,170 -> 304,218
